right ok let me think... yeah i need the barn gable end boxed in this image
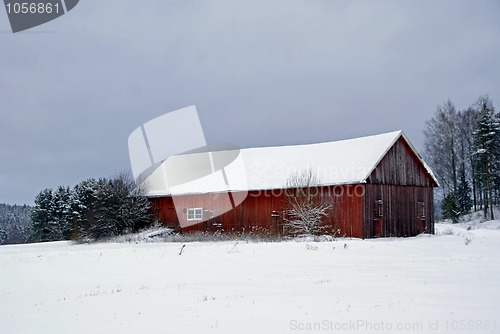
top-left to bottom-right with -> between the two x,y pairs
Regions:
362,136 -> 437,238
366,136 -> 438,187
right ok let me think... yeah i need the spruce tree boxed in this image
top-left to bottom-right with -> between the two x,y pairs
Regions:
456,168 -> 472,215
52,186 -> 73,240
0,227 -> 7,245
473,97 -> 499,219
30,189 -> 54,242
441,192 -> 460,223
71,178 -> 99,240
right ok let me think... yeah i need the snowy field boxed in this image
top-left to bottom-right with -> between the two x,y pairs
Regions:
1,221 -> 499,333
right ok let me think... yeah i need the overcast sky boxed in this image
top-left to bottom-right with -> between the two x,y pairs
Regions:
1,0 -> 499,205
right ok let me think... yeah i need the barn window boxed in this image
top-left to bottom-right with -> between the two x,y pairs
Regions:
375,200 -> 383,217
187,208 -> 203,220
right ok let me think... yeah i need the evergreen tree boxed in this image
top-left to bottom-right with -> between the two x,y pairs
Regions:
4,225 -> 27,244
456,168 -> 472,215
30,189 -> 54,242
457,108 -> 479,210
70,174 -> 154,241
124,186 -> 155,231
91,178 -> 122,239
441,192 -> 460,223
0,203 -> 32,244
52,186 -> 73,240
29,173 -> 154,243
473,96 -> 499,219
71,178 -> 99,240
0,227 -> 7,245
89,174 -> 153,241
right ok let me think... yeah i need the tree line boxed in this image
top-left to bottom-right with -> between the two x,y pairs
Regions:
424,95 -> 498,222
30,173 -> 155,242
0,203 -> 32,245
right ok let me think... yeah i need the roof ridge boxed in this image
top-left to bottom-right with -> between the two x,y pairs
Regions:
240,130 -> 404,152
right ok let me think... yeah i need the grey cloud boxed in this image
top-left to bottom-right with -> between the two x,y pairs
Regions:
1,0 -> 499,204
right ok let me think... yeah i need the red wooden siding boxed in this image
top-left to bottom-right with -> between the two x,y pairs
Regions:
150,197 -> 178,229
149,185 -> 365,238
363,136 -> 436,237
330,185 -> 364,237
367,137 -> 437,187
363,184 -> 434,238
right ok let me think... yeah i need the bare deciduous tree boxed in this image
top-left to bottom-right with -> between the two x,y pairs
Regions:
424,100 -> 460,196
282,170 -> 333,237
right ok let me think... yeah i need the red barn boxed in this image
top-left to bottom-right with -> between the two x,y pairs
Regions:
143,131 -> 438,238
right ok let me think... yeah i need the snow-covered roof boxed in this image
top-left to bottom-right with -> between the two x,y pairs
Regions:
142,130 -> 437,196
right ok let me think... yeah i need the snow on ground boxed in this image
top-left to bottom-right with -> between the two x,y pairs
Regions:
1,222 -> 499,333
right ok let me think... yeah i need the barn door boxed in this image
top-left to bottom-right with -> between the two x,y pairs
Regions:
165,207 -> 179,230
417,201 -> 426,234
373,200 -> 383,237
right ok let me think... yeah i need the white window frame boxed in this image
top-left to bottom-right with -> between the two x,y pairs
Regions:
187,208 -> 203,221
